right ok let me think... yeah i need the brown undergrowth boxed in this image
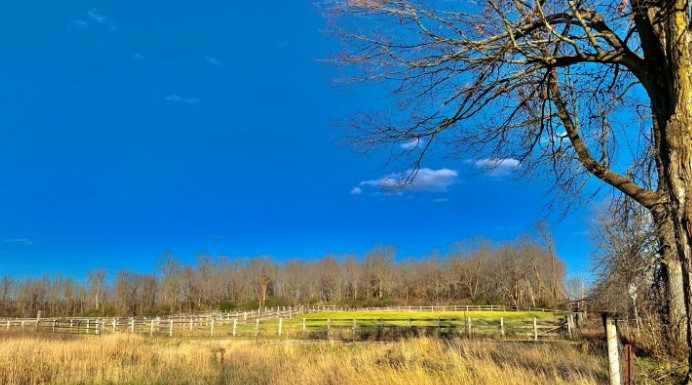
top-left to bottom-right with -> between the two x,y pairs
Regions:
0,334 -> 607,385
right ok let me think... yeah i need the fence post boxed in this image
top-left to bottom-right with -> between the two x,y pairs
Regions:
255,319 -> 260,336
624,344 -> 633,385
567,314 -> 573,339
169,319 -> 173,337
278,318 -> 283,336
6,320 -> 9,330
533,318 -> 538,341
603,315 -> 622,385
52,319 -> 56,332
232,319 -> 237,337
467,317 -> 472,335
210,319 -> 215,337
302,318 -> 306,334
130,318 -> 135,334
150,319 -> 154,336
500,317 -> 504,337
96,320 -> 101,336
112,318 -> 116,332
189,318 -> 193,332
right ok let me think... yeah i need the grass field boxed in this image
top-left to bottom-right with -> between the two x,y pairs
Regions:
0,333 -> 607,385
215,309 -> 565,339
301,309 -> 561,320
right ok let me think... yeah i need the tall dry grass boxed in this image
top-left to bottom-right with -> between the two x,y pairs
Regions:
0,334 -> 607,385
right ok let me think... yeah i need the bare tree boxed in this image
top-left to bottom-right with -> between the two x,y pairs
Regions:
326,0 -> 692,370
87,270 -> 106,312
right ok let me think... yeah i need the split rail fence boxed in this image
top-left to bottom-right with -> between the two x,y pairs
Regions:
0,305 -> 574,341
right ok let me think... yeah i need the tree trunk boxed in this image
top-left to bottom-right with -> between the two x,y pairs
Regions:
652,206 -> 688,350
650,3 -> 692,378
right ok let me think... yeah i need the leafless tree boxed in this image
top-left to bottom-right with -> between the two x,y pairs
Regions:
325,0 -> 692,370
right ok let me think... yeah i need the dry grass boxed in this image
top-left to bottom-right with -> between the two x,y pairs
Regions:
0,334 -> 607,385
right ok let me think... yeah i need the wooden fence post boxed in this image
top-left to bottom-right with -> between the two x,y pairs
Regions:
169,319 -> 173,337
467,317 -> 472,335
278,318 -> 283,336
232,319 -> 237,337
189,318 -> 193,332
302,318 -> 306,334
150,319 -> 154,336
533,318 -> 538,341
130,318 -> 135,334
603,315 -> 622,385
6,320 -> 9,330
210,319 -> 214,337
255,319 -> 260,336
500,317 -> 505,337
112,318 -> 116,333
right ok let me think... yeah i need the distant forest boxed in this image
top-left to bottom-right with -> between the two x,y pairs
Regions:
0,234 -> 567,317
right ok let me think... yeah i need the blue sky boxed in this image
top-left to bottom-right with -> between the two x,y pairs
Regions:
0,1 -> 598,278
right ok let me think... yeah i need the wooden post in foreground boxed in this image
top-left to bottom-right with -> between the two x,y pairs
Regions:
278,318 -> 283,336
532,318 -> 538,341
232,319 -> 237,337
603,314 -> 622,385
169,319 -> 173,337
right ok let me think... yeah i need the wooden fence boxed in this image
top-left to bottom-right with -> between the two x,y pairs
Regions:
0,305 -> 572,341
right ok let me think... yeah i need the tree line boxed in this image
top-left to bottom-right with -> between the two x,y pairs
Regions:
0,234 -> 566,317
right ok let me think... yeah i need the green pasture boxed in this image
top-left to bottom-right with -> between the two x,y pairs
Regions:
212,309 -> 564,337
302,310 -> 560,320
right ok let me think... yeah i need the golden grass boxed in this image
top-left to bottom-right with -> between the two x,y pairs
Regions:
0,334 -> 607,385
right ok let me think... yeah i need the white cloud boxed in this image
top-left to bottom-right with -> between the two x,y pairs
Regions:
72,20 -> 88,30
358,168 -> 458,194
3,238 -> 33,246
469,158 -> 521,177
132,52 -> 145,60
74,9 -> 116,32
541,131 -> 568,146
87,9 -> 106,23
165,94 -> 200,104
206,56 -> 223,65
400,139 -> 420,151
350,187 -> 363,195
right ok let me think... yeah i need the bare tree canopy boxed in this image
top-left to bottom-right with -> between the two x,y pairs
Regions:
324,0 -> 692,377
327,0 -> 663,204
